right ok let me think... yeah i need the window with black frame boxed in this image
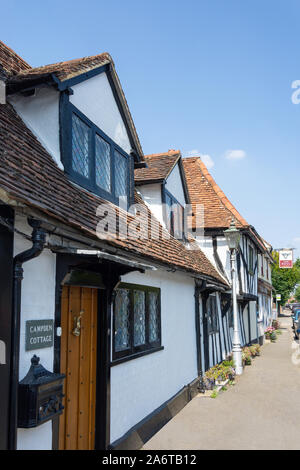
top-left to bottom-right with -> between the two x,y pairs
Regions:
248,245 -> 254,275
207,295 -> 219,334
113,283 -> 162,362
164,189 -> 184,239
64,104 -> 131,206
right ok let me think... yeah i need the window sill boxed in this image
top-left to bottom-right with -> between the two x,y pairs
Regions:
111,346 -> 164,367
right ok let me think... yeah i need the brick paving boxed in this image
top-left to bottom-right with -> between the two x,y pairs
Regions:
144,313 -> 300,450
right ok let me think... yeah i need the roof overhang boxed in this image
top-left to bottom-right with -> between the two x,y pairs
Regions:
51,247 -> 157,272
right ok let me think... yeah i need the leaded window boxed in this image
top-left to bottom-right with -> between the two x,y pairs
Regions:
113,283 -> 161,362
149,291 -> 160,343
207,295 -> 219,334
72,114 -> 90,178
95,133 -> 111,192
63,102 -> 131,206
114,150 -> 127,198
248,245 -> 254,275
114,288 -> 131,352
164,189 -> 184,240
133,290 -> 146,346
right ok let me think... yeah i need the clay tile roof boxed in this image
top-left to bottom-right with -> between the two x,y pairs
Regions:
11,52 -> 111,82
135,150 -> 181,184
0,104 -> 227,285
0,41 -> 31,76
182,156 -> 249,229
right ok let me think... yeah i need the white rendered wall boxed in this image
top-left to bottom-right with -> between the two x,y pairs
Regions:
249,301 -> 258,341
165,163 -> 186,207
9,88 -> 62,169
137,184 -> 165,227
196,236 -> 216,269
110,269 -> 197,444
70,72 -> 131,154
14,214 -> 56,450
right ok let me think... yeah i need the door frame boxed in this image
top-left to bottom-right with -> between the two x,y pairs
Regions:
52,252 -> 140,450
53,254 -> 113,450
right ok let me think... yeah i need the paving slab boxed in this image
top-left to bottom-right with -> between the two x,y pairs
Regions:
144,314 -> 300,450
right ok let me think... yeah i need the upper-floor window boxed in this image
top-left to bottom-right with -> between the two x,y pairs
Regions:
164,188 -> 184,239
248,245 -> 254,275
62,102 -> 132,207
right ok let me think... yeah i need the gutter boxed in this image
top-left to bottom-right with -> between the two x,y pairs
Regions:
8,218 -> 46,450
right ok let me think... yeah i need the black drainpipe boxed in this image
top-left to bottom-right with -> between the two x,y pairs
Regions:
8,218 -> 46,450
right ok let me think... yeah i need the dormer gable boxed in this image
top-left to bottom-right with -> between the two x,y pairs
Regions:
134,150 -> 190,237
5,48 -> 144,207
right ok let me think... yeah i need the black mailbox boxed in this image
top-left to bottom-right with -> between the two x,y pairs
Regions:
18,355 -> 65,428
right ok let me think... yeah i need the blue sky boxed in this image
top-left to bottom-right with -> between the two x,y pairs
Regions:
2,0 -> 300,258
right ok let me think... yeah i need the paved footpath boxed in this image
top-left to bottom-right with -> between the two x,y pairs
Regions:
144,314 -> 300,450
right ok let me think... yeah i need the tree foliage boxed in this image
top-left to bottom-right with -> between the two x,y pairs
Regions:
295,285 -> 300,303
271,252 -> 300,305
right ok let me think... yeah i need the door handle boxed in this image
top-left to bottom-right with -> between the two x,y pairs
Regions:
72,310 -> 84,337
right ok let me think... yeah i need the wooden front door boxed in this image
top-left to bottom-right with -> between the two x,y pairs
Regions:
59,286 -> 98,450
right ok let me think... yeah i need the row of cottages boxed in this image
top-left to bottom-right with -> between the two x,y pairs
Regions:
0,42 -> 228,451
135,153 -> 274,373
0,41 -> 273,451
257,239 -> 275,334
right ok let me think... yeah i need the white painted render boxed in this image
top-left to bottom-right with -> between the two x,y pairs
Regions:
9,71 -> 132,174
110,269 -> 197,443
70,72 -> 131,154
14,214 -> 56,451
137,184 -> 165,227
195,237 -> 216,269
9,88 -> 62,169
165,163 -> 186,207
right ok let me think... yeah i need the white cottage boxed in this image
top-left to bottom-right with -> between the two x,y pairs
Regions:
0,41 -> 227,450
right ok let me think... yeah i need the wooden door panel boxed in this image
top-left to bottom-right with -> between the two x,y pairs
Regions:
59,286 -> 98,450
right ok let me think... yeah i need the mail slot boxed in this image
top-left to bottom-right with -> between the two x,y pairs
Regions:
18,354 -> 65,428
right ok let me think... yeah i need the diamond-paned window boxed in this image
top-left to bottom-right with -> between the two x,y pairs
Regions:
95,133 -> 111,192
114,150 -> 127,199
66,106 -> 131,206
133,290 -> 146,346
72,114 -> 90,178
164,189 -> 184,239
113,283 -> 161,361
149,291 -> 159,343
114,288 -> 131,352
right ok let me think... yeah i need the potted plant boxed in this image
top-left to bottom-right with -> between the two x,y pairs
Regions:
204,369 -> 215,390
270,331 -> 277,342
242,347 -> 252,365
265,326 -> 275,340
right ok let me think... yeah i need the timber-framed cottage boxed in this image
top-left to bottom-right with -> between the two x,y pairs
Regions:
0,41 -> 228,450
